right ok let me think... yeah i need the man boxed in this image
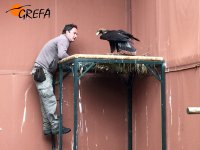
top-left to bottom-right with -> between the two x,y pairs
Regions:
32,24 -> 78,135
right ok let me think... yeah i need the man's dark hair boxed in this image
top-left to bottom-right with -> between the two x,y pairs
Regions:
62,24 -> 78,34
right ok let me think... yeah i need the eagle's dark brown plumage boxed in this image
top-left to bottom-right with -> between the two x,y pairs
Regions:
96,29 -> 140,55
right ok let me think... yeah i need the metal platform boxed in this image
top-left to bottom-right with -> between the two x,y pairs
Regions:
57,54 -> 166,150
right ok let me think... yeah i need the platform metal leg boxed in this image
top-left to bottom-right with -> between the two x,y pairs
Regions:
161,63 -> 166,150
58,64 -> 63,150
128,74 -> 133,150
73,60 -> 79,150
52,72 -> 57,150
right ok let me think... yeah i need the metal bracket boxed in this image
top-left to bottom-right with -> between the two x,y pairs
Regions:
78,62 -> 95,79
187,107 -> 200,114
145,64 -> 161,81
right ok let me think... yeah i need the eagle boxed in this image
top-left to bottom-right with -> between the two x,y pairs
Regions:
96,29 -> 140,55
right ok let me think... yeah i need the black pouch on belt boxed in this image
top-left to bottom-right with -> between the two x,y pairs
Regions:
34,67 -> 46,82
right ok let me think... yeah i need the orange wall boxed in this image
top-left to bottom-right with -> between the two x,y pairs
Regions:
1,0 -> 200,150
0,0 -> 131,149
133,0 -> 200,150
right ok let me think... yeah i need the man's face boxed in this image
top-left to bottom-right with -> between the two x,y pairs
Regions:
66,27 -> 78,42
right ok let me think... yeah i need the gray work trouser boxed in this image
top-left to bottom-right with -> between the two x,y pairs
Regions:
32,67 -> 58,132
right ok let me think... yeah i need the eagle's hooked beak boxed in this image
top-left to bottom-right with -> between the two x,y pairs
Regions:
96,28 -> 106,36
96,30 -> 100,36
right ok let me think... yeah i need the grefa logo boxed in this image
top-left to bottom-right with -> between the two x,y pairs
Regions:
6,4 -> 50,19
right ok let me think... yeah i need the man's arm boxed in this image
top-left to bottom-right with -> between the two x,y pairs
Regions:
57,40 -> 69,59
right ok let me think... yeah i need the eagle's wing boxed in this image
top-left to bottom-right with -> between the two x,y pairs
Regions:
118,42 -> 136,52
100,30 -> 129,42
118,30 -> 140,41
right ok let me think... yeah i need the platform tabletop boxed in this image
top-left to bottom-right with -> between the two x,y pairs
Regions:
59,54 -> 164,63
